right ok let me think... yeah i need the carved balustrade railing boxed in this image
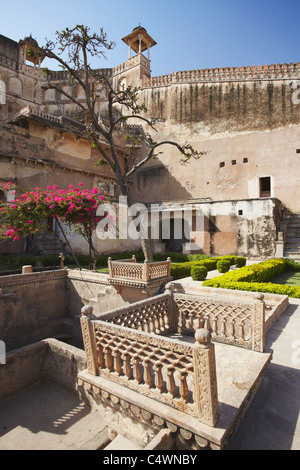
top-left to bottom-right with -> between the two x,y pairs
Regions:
99,293 -> 173,335
174,292 -> 265,352
80,302 -> 219,427
108,256 -> 172,283
79,289 -> 266,428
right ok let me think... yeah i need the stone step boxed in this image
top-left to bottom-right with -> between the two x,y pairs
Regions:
284,243 -> 300,252
104,434 -> 143,450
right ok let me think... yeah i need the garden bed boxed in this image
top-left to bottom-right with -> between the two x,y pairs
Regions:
202,259 -> 300,298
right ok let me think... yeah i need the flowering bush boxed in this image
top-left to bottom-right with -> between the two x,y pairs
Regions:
0,182 -> 115,268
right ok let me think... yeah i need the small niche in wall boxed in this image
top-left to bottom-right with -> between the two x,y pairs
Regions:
296,149 -> 300,154
238,209 -> 243,216
243,158 -> 248,163
231,160 -> 237,165
219,162 -> 225,168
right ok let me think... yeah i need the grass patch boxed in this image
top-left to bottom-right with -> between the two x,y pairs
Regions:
270,271 -> 300,287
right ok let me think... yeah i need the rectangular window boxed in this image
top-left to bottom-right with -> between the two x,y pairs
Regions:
259,177 -> 271,197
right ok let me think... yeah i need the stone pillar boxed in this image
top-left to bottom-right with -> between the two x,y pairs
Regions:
252,294 -> 265,352
22,265 -> 33,274
143,260 -> 150,282
165,283 -> 178,333
108,257 -> 112,277
192,327 -> 219,427
80,305 -> 98,375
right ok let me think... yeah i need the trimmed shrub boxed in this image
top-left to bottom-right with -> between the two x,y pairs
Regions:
236,257 -> 247,268
217,259 -> 231,273
191,265 -> 208,281
170,263 -> 192,280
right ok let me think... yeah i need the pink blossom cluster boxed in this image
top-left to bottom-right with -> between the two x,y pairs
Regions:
0,183 -> 112,241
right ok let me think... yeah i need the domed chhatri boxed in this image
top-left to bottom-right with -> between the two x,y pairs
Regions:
122,25 -> 156,59
132,25 -> 147,33
23,35 -> 39,48
19,34 -> 45,67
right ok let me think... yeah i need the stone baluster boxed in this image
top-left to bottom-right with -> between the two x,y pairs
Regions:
112,347 -> 122,375
178,370 -> 189,403
143,359 -> 153,388
153,362 -> 164,393
166,366 -> 176,398
103,345 -> 113,372
122,353 -> 132,379
132,354 -> 142,383
193,327 -> 219,427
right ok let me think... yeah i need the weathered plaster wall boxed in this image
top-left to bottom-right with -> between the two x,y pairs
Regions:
0,270 -> 68,351
131,80 -> 300,212
0,339 -> 87,403
148,198 -> 282,258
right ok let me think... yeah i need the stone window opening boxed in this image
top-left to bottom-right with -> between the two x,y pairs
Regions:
231,160 -> 237,165
259,176 -> 271,198
219,162 -> 225,168
243,158 -> 248,163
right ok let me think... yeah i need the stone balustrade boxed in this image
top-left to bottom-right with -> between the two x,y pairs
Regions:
79,288 -> 267,429
80,301 -> 219,427
174,291 -> 266,352
108,256 -> 172,283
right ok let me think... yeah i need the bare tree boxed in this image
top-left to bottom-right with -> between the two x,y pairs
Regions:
38,25 -> 204,261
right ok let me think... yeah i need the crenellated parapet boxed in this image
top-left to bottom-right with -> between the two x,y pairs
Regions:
142,62 -> 300,88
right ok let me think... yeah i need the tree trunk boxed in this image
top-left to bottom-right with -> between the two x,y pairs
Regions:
140,237 -> 153,263
119,180 -> 154,262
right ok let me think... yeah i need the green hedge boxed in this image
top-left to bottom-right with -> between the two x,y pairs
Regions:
203,259 -> 286,287
170,255 -> 237,280
236,257 -> 247,268
202,280 -> 300,298
201,259 -> 300,297
191,265 -> 208,281
217,259 -> 231,273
